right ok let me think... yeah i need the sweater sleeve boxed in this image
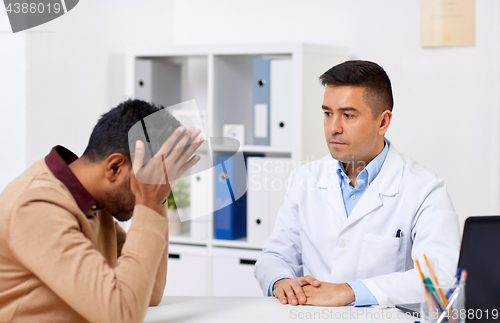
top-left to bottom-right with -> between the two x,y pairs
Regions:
148,203 -> 169,306
114,221 -> 127,258
9,188 -> 168,323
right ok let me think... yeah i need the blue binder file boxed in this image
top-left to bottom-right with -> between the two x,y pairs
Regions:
253,59 -> 271,146
214,154 -> 247,240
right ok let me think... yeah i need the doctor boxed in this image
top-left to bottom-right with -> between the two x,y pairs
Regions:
254,60 -> 461,307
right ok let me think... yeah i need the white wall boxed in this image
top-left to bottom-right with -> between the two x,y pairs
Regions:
0,10 -> 26,191
1,0 -> 499,226
173,0 -> 500,225
24,0 -> 175,165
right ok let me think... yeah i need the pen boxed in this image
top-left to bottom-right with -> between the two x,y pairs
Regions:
455,267 -> 461,281
416,260 -> 436,313
436,285 -> 463,323
423,254 -> 449,307
396,229 -> 403,250
448,269 -> 466,323
459,270 -> 467,288
436,272 -> 467,323
424,277 -> 446,313
451,269 -> 467,323
445,268 -> 461,299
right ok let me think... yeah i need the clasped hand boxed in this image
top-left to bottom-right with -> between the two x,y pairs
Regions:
272,276 -> 355,306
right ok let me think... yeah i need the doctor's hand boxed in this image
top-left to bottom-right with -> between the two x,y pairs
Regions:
273,276 -> 321,306
302,282 -> 355,306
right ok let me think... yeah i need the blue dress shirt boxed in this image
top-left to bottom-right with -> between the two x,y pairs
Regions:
339,140 -> 389,306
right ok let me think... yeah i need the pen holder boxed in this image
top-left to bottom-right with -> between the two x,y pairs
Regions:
420,280 -> 465,323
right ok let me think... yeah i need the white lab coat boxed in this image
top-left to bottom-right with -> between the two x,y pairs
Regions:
254,142 -> 461,307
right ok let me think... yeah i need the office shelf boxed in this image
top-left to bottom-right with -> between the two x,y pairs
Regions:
169,233 -> 208,246
210,238 -> 263,250
126,43 -> 348,297
211,145 -> 292,159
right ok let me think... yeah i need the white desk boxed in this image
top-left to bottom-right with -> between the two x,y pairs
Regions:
144,296 -> 418,323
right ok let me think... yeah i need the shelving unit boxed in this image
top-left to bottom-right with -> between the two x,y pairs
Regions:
125,43 -> 348,296
212,144 -> 291,156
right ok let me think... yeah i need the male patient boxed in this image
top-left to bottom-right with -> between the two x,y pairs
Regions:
255,60 -> 461,307
0,99 -> 203,322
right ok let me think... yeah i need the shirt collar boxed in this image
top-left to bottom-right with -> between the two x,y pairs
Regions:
45,146 -> 96,214
336,139 -> 390,185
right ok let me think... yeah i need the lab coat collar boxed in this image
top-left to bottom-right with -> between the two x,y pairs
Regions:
374,140 -> 404,197
343,141 -> 404,231
320,157 -> 348,221
317,140 -> 404,222
317,139 -> 403,196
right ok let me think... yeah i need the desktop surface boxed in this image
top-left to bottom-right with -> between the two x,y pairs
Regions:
145,296 -> 417,323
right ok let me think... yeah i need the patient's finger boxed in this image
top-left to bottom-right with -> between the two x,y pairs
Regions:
168,127 -> 194,162
175,130 -> 203,164
133,140 -> 145,175
177,155 -> 201,176
154,126 -> 185,159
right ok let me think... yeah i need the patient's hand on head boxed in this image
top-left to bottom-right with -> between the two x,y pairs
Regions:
131,126 -> 204,214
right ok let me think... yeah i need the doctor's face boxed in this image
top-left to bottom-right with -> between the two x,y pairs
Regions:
322,85 -> 391,166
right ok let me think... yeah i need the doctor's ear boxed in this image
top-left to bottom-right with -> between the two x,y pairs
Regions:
378,110 -> 392,135
103,153 -> 129,181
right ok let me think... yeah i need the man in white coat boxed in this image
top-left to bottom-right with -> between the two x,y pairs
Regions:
254,60 -> 461,307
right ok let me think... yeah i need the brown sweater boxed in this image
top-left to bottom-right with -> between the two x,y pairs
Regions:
0,151 -> 169,323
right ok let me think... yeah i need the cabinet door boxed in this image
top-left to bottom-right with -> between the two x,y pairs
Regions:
212,247 -> 263,296
164,244 -> 207,296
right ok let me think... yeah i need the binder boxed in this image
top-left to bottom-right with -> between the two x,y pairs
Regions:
270,59 -> 293,149
135,59 -> 153,102
214,153 -> 248,240
189,153 -> 211,240
246,157 -> 293,245
134,58 -> 181,108
253,59 -> 271,146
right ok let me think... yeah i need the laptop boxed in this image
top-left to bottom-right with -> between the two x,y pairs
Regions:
395,303 -> 421,318
458,216 -> 500,322
396,216 -> 500,321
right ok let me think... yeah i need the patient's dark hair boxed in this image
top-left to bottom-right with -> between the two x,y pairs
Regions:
82,99 -> 181,163
319,60 -> 393,117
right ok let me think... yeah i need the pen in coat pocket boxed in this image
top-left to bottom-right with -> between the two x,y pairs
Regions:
396,229 -> 403,251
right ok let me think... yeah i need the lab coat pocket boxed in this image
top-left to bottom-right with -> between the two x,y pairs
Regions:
356,233 -> 406,280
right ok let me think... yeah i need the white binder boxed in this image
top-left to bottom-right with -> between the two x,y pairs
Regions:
189,153 -> 211,240
246,157 -> 293,245
270,59 -> 293,150
134,58 -> 181,107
